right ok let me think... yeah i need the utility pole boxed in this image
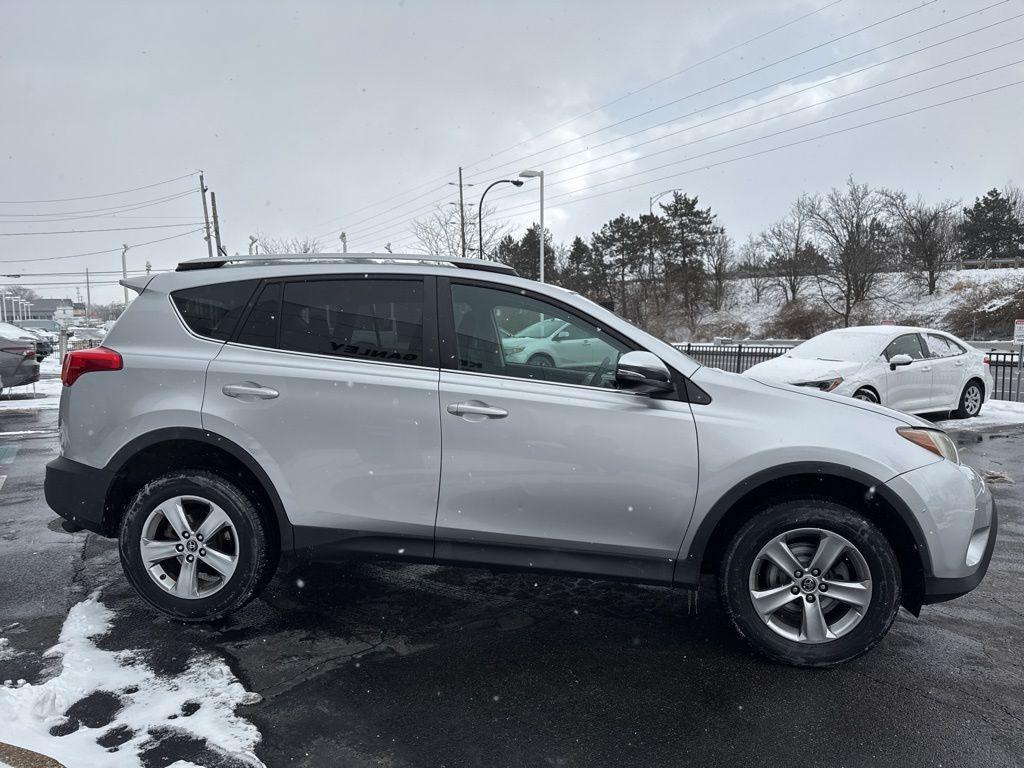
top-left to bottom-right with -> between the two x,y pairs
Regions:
210,191 -> 225,256
458,167 -> 467,259
199,172 -> 214,258
249,235 -> 258,255
121,244 -> 130,306
85,269 -> 92,322
340,232 -> 347,253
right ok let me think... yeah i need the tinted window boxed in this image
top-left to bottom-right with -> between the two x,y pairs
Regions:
926,333 -> 965,358
450,283 -> 629,389
883,334 -> 926,361
172,280 -> 256,341
278,279 -> 426,366
236,282 -> 281,348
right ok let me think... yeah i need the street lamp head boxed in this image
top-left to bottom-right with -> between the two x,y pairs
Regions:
509,179 -> 525,187
519,170 -> 542,179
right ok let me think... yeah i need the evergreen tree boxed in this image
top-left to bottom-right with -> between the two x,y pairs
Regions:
957,188 -> 1024,262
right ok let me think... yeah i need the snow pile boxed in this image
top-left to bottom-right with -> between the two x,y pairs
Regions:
0,376 -> 62,411
937,399 -> 1024,431
0,593 -> 264,767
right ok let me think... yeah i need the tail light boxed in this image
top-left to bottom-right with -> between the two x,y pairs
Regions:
61,346 -> 123,386
983,355 -> 990,365
1,345 -> 35,359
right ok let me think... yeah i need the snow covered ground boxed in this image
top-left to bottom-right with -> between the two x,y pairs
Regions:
0,375 -> 62,412
0,593 -> 263,767
936,399 -> 1024,431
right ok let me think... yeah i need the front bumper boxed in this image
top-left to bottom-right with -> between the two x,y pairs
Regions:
885,459 -> 997,605
45,456 -> 112,535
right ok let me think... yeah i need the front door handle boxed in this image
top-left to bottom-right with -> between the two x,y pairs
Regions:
223,382 -> 279,400
446,401 -> 508,419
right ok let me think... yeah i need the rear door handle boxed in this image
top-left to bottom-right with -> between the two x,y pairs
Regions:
223,382 -> 279,400
446,401 -> 508,419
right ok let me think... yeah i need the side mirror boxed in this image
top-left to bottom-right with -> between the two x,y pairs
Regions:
889,353 -> 913,371
616,351 -> 674,395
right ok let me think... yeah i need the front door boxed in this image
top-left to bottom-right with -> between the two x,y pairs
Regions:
434,280 -> 699,584
202,275 -> 441,557
882,333 -> 932,413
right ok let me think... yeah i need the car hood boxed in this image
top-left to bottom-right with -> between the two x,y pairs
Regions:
744,355 -> 865,384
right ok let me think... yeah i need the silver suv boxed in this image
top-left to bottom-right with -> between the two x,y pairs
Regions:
45,254 -> 996,667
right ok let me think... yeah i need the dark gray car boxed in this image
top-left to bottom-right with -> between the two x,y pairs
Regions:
0,321 -> 40,393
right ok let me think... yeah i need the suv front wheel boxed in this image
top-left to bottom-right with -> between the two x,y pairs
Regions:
719,499 -> 901,667
118,470 -> 274,621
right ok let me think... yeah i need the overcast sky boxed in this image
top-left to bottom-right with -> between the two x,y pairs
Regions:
1,0 -> 1022,304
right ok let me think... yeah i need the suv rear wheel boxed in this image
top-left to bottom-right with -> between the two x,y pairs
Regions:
118,470 -> 274,621
719,499 -> 900,667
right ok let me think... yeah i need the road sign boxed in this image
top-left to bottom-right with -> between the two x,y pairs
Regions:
1016,320 -> 1024,403
1015,319 -> 1024,345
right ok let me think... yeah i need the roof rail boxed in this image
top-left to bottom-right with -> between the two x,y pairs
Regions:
176,252 -> 517,276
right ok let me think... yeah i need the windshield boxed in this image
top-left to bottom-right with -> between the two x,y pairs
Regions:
788,330 -> 885,363
514,318 -> 566,338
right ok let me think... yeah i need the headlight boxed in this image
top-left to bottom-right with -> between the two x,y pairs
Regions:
795,377 -> 843,392
897,427 -> 960,464
507,345 -> 526,354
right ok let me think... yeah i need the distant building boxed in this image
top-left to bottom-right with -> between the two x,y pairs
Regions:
25,298 -> 74,322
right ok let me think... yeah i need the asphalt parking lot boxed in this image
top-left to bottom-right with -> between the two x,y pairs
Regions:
2,404 -> 1023,767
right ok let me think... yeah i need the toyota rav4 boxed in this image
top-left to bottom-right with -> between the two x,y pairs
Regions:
45,253 -> 996,667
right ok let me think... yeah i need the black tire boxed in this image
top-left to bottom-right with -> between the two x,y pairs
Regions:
952,379 -> 984,419
719,499 -> 901,668
527,353 -> 554,367
118,470 -> 275,621
853,387 -> 879,404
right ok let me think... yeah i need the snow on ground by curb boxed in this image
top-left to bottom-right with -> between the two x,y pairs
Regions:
0,593 -> 264,767
936,399 -> 1024,431
0,376 -> 62,412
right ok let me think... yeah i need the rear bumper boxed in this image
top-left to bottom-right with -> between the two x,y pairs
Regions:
922,498 -> 997,604
45,456 -> 112,535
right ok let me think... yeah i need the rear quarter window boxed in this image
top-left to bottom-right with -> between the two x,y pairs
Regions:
171,280 -> 257,341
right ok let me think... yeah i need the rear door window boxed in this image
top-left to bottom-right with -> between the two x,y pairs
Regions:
172,280 -> 257,341
236,282 -> 281,348
277,278 -> 427,367
925,334 -> 965,358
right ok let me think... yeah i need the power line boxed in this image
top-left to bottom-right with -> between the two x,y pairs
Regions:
0,188 -> 198,223
304,0 -> 850,235
0,221 -> 205,237
0,171 -> 199,205
0,227 -> 205,264
326,0 -> 1005,240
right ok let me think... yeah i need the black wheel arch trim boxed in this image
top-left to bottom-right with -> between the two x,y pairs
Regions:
672,461 -> 932,587
100,427 -> 293,550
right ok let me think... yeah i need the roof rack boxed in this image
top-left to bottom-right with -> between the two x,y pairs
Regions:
176,252 -> 517,276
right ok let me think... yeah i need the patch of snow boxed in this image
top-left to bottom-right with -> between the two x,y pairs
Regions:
0,638 -> 21,662
936,399 -> 1024,431
0,377 -> 62,411
0,592 -> 263,767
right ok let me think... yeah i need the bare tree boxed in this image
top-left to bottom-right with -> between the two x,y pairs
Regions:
1004,182 -> 1024,224
761,194 -> 815,302
411,202 -> 511,259
255,235 -> 322,254
810,178 -> 890,326
883,190 -> 958,295
704,230 -> 732,311
737,235 -> 770,303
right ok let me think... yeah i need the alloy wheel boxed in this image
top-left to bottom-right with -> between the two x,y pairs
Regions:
964,384 -> 982,415
139,495 -> 239,599
748,527 -> 872,644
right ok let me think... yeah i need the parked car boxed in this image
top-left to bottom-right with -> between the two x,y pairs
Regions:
15,325 -> 53,361
0,321 -> 40,393
501,317 -> 620,373
744,326 -> 993,418
17,318 -> 63,334
45,255 -> 996,667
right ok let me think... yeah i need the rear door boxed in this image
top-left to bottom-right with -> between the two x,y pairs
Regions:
924,333 -> 969,410
203,274 -> 441,557
434,278 -> 699,584
882,333 -> 932,412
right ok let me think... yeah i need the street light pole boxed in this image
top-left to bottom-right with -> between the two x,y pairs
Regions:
519,170 -> 545,282
477,179 -> 524,260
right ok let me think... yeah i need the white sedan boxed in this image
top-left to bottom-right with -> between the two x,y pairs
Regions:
744,325 -> 993,418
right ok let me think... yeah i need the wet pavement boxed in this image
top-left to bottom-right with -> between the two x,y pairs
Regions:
2,403 -> 1023,767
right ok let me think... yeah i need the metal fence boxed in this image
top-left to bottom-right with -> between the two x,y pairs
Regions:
674,342 -> 1023,402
